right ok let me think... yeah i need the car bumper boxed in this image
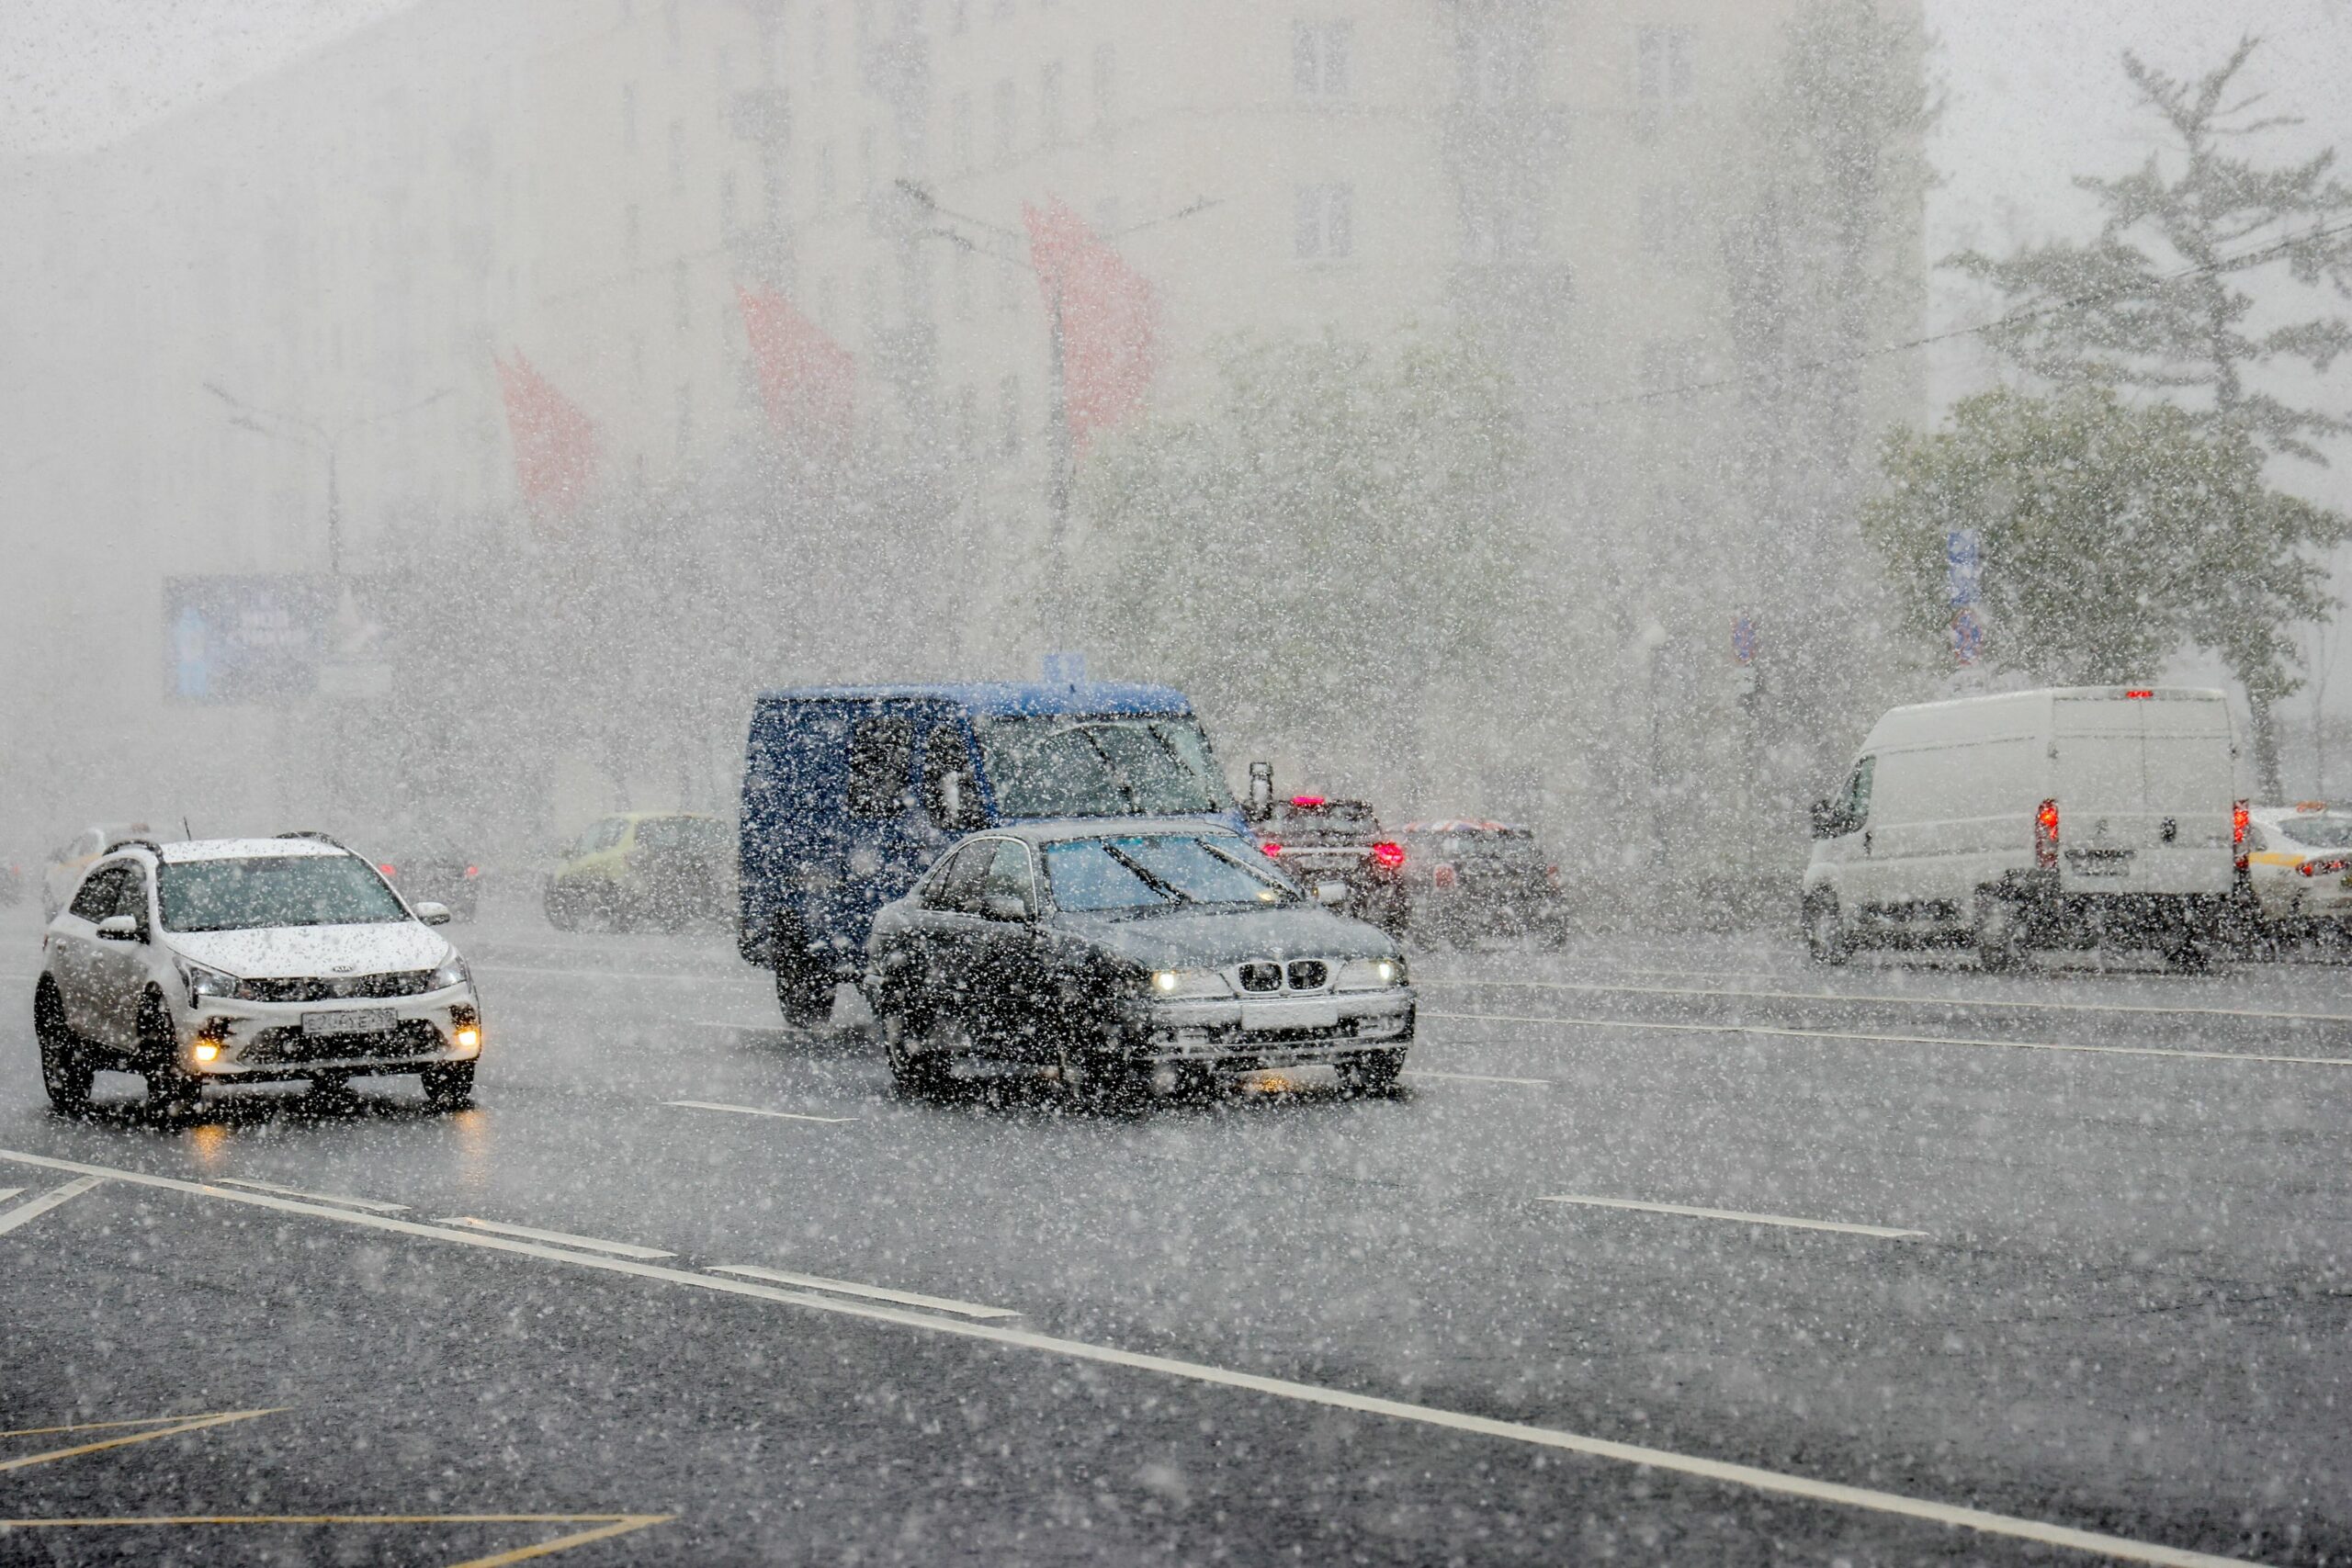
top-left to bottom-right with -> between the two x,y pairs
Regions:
175,987 -> 483,1078
1120,988 -> 1415,1067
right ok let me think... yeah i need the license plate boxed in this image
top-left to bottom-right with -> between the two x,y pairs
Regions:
1242,1001 -> 1340,1032
302,1008 -> 395,1037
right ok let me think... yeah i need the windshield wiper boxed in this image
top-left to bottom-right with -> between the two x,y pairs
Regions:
1100,844 -> 1193,903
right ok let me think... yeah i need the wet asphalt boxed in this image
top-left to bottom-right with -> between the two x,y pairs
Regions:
3,898 -> 2349,1565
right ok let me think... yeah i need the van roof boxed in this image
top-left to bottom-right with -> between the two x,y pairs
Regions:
1879,684 -> 2225,721
756,682 -> 1194,718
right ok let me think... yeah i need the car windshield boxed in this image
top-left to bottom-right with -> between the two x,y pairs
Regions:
977,716 -> 1232,817
1045,834 -> 1294,912
2278,816 -> 2352,848
158,854 -> 412,932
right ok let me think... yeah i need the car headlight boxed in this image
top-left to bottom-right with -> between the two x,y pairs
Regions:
432,954 -> 472,990
1148,967 -> 1232,999
1334,956 -> 1407,991
180,959 -> 240,1005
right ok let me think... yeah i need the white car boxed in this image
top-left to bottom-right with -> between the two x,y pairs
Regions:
40,820 -> 152,919
33,834 -> 484,1115
2241,806 -> 2352,933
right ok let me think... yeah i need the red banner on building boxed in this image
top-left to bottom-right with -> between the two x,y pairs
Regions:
494,350 -> 599,523
737,284 -> 856,448
1022,197 -> 1156,451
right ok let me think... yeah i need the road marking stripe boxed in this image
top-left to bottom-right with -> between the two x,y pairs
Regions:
1537,1194 -> 1925,1239
0,1175 -> 106,1236
0,1413 -> 251,1441
709,1264 -> 1020,1320
434,1216 -> 673,1258
0,1188 -> 19,1205
0,1146 -> 2264,1568
212,1178 -> 410,1213
0,1513 -> 675,1565
663,1099 -> 859,1124
1428,976 -> 2352,1026
0,1409 -> 279,1473
1424,1010 -> 2352,1068
1407,1069 -> 1553,1088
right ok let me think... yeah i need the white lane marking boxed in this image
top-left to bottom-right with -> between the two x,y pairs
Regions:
709,1264 -> 1020,1320
1537,1194 -> 1925,1240
1426,976 -> 2352,1027
0,1175 -> 106,1236
0,1188 -> 20,1205
1424,1010 -> 2352,1069
0,1147 -> 2267,1568
1407,1069 -> 1552,1088
434,1216 -> 674,1258
662,1099 -> 860,1124
212,1178 -> 410,1213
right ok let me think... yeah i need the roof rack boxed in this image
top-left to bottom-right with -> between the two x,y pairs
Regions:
103,836 -> 164,857
276,830 -> 349,851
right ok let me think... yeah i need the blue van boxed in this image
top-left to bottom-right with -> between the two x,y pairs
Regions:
738,682 -> 1250,1022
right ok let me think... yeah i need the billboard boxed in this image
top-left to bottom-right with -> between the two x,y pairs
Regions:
164,575 -> 392,705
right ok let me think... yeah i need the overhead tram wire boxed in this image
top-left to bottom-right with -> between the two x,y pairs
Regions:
1569,213 -> 2352,413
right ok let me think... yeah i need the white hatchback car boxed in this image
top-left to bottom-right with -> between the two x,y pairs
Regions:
33,834 -> 484,1115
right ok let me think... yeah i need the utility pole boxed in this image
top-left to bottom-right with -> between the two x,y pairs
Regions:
205,380 -> 452,577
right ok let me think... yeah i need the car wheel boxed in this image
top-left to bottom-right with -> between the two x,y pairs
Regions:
35,978 -> 93,1117
136,991 -> 199,1115
772,917 -> 834,1029
1338,1049 -> 1408,1097
1973,892 -> 2026,973
1804,895 -> 1849,965
543,885 -> 576,931
880,1009 -> 951,1095
421,1063 -> 476,1110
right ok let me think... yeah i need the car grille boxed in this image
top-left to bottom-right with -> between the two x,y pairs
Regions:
240,1021 -> 445,1064
1236,959 -> 1332,994
243,969 -> 438,1003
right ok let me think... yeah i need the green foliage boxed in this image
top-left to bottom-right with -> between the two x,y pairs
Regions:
1863,388 -> 2346,687
1068,330 -> 1530,767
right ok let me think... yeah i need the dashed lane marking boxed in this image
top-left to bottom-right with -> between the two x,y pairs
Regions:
0,1146 -> 2267,1568
212,1178 -> 410,1213
0,1175 -> 106,1237
1407,1069 -> 1553,1088
435,1216 -> 673,1259
0,1409 -> 280,1473
1423,1009 -> 2352,1068
1424,976 -> 2352,1026
1537,1194 -> 1926,1239
708,1263 -> 1020,1320
663,1099 -> 860,1124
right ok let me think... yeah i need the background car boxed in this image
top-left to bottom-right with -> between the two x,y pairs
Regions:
2239,804 -> 2352,949
1250,795 -> 1408,935
365,837 -> 484,922
41,821 -> 153,919
546,811 -> 733,931
1395,819 -> 1567,944
864,818 -> 1414,1105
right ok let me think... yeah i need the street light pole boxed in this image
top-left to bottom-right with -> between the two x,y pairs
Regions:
205,380 -> 452,578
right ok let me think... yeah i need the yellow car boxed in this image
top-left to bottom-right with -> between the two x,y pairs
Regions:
544,812 -> 732,931
2240,804 -> 2352,940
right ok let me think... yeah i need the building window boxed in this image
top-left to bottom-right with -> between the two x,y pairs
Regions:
1039,60 -> 1065,144
1636,27 -> 1694,109
1295,183 -> 1353,260
1294,20 -> 1351,97
720,170 -> 739,233
621,83 -> 639,152
668,120 -> 686,196
1464,26 -> 1530,106
999,375 -> 1022,457
1092,43 -> 1115,129
993,78 -> 1016,161
952,93 -> 974,173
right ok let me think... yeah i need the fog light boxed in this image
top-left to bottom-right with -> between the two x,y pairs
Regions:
454,1026 -> 481,1053
192,1041 -> 220,1064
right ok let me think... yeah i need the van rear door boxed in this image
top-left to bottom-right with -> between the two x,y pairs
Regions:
2052,693 -> 2232,896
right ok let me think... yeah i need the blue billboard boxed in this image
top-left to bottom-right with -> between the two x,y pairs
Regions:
164,575 -> 333,705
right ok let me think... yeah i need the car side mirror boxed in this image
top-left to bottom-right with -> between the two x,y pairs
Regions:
95,914 -> 141,942
413,901 -> 453,926
981,894 -> 1031,922
1315,882 -> 1348,907
1808,800 -> 1842,840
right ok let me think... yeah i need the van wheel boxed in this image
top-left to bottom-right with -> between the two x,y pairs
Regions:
1973,893 -> 2026,973
772,916 -> 834,1029
1804,896 -> 1849,965
35,978 -> 93,1116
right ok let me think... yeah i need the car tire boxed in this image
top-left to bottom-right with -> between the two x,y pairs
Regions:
880,1009 -> 950,1095
1973,892 -> 2026,973
1804,895 -> 1849,965
136,991 -> 200,1116
772,916 -> 834,1029
421,1063 -> 476,1110
1339,1049 -> 1408,1097
543,885 -> 577,931
35,978 -> 93,1117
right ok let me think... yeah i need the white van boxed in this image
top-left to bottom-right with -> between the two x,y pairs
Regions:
1803,687 -> 2244,968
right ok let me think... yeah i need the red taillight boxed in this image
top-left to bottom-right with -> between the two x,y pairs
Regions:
2123,688 -> 2154,699
1260,841 -> 1282,857
2299,857 -> 2350,878
464,864 -> 481,878
2233,799 -> 2250,871
1289,795 -> 1327,808
378,863 -> 397,877
1370,840 -> 1406,870
2035,799 -> 2059,869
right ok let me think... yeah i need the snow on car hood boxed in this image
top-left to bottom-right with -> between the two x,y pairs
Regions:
163,920 -> 451,978
1057,903 -> 1396,972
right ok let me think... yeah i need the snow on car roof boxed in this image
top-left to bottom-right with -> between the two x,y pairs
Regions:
154,837 -> 352,863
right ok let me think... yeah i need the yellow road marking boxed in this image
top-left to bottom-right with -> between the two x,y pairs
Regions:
0,1514 -> 675,1567
0,1409 -> 279,1472
0,1412 -> 247,1441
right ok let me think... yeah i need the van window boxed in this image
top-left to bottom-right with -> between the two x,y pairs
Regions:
975,716 -> 1231,817
922,726 -> 982,829
1842,756 -> 1875,825
849,716 -> 916,819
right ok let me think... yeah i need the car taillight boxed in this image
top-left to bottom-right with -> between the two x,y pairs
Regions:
464,864 -> 481,878
378,863 -> 398,877
2234,799 -> 2250,871
2298,857 -> 2350,878
1371,841 -> 1406,870
1289,795 -> 1327,808
1432,863 -> 1457,889
1260,841 -> 1282,858
2123,688 -> 2154,699
2035,799 -> 2059,869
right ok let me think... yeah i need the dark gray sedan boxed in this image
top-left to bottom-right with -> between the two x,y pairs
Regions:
862,819 -> 1414,1104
